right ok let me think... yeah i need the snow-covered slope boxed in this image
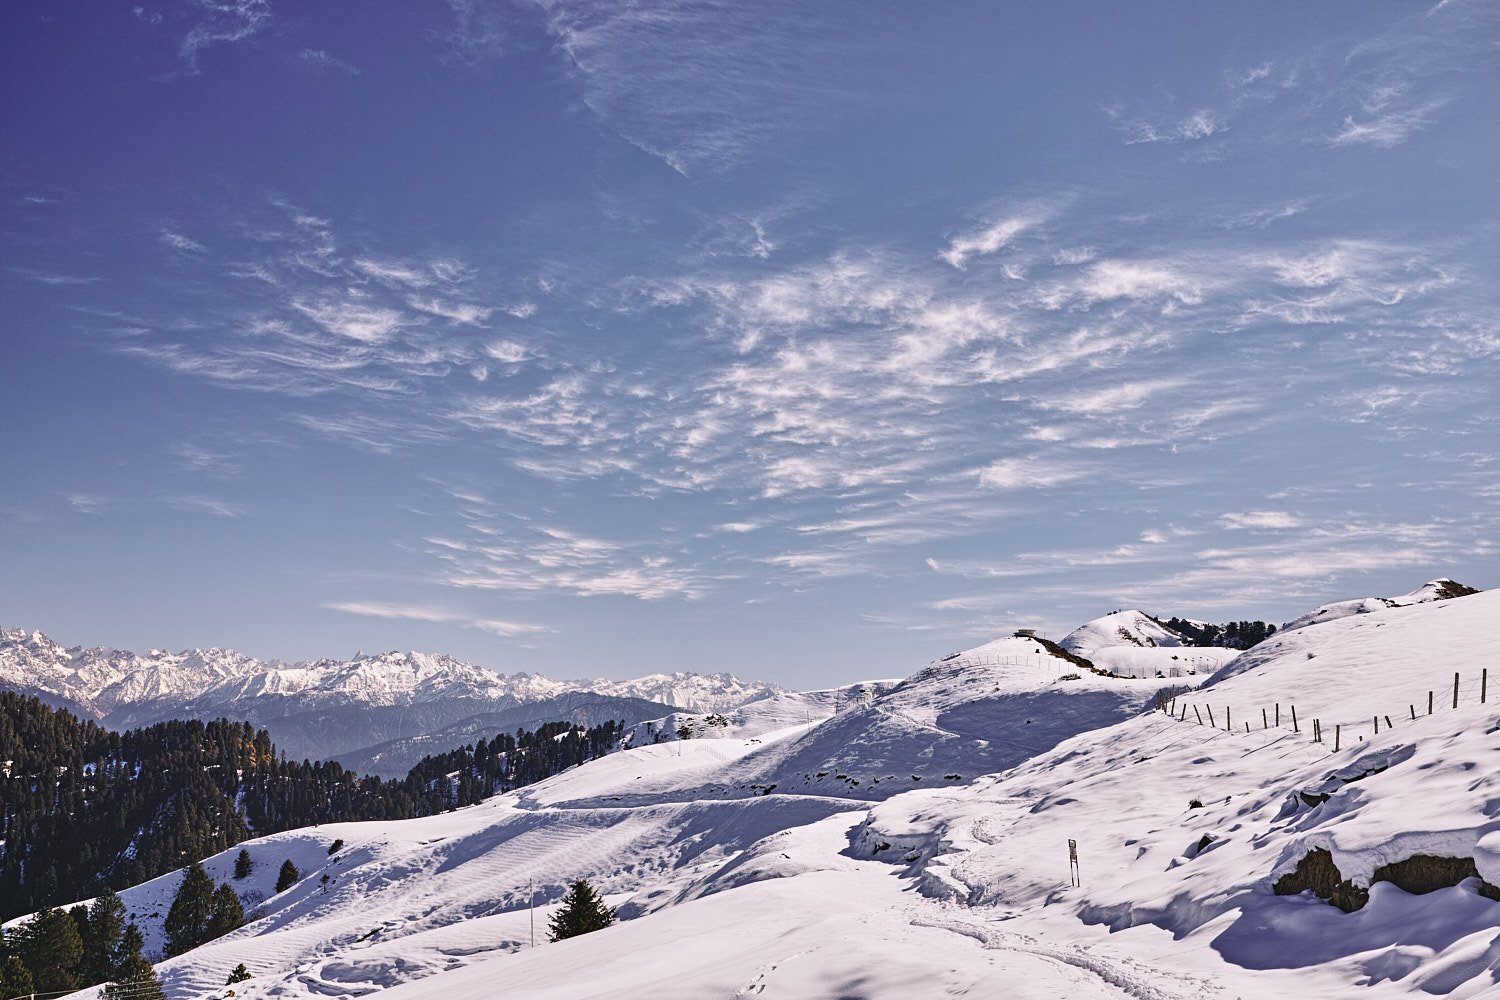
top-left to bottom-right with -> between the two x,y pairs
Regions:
1059,609 -> 1188,656
18,587 -> 1500,999
1278,577 -> 1482,634
1058,610 -> 1240,679
0,628 -> 781,768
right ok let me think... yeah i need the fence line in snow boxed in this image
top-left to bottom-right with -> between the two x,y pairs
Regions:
1152,667 -> 1490,753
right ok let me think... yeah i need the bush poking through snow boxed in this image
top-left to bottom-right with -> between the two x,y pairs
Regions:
547,878 -> 617,941
226,964 -> 251,985
327,839 -> 344,855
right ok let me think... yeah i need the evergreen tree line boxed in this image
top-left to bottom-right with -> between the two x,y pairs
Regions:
0,887 -> 164,1000
1160,618 -> 1277,650
401,719 -> 624,812
0,691 -> 624,920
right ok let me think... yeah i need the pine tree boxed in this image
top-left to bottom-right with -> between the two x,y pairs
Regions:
234,849 -> 253,879
83,887 -> 127,985
546,878 -> 616,941
226,963 -> 251,984
275,859 -> 300,893
164,862 -> 217,956
0,927 -> 36,1000
1,954 -> 34,1000
115,924 -> 145,980
12,905 -> 84,992
101,947 -> 165,1000
208,883 -> 244,939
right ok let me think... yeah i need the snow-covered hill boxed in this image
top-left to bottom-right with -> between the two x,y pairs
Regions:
0,628 -> 781,769
1058,610 -> 1240,679
1278,577 -> 1481,634
16,585 -> 1500,998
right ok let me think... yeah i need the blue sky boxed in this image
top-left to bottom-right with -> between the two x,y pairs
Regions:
3,0 -> 1497,687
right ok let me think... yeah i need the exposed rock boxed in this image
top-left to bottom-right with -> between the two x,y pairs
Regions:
1276,848 -> 1500,912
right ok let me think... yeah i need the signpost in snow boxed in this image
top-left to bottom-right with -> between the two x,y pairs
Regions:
1068,839 -> 1080,887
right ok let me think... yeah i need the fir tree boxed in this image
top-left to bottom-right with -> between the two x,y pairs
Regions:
101,923 -> 155,1000
1,954 -> 34,1000
0,927 -> 36,1000
83,888 -> 127,985
226,963 -> 251,985
546,878 -> 616,941
208,883 -> 245,939
164,862 -> 217,956
275,859 -> 300,893
115,924 -> 145,979
234,849 -> 253,879
12,905 -> 83,992
101,943 -> 164,1000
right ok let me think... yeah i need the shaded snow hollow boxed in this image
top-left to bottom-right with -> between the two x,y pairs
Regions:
30,588 -> 1500,999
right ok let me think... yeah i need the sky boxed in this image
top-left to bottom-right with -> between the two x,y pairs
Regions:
2,0 -> 1498,688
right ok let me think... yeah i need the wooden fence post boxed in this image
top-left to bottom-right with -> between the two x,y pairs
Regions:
1194,705 -> 1203,725
1454,673 -> 1460,709
1291,706 -> 1298,733
1262,708 -> 1268,729
1429,691 -> 1433,715
1334,724 -> 1340,751
1483,668 -> 1488,704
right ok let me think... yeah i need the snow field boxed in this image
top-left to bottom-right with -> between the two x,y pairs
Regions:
36,588 -> 1500,999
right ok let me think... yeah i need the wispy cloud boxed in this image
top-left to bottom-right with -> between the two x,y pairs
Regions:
941,212 -> 1044,269
425,491 -> 714,600
298,48 -> 359,75
64,493 -> 106,515
434,0 -> 507,67
179,0 -> 272,71
12,268 -> 102,286
160,230 -> 207,253
520,0 -> 857,175
172,442 -> 242,478
325,601 -> 552,637
1104,105 -> 1224,145
165,495 -> 247,518
1219,511 -> 1302,530
1327,100 -> 1446,147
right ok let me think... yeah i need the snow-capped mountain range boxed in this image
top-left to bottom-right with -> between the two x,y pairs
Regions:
17,579 -> 1494,999
0,628 -> 781,773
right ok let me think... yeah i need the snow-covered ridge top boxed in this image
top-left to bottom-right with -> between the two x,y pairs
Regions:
1278,577 -> 1482,634
0,627 -> 782,719
1057,610 -> 1186,657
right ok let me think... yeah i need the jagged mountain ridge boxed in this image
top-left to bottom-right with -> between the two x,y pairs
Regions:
0,628 -> 782,769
